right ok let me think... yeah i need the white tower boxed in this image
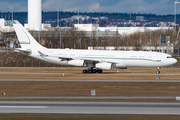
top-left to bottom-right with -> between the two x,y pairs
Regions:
28,0 -> 42,31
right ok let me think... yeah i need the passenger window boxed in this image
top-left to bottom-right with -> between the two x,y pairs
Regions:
167,56 -> 172,58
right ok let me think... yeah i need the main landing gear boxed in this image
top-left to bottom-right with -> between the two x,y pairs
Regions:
82,62 -> 103,74
156,67 -> 160,74
82,69 -> 103,74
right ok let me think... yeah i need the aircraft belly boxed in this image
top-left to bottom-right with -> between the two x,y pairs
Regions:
123,60 -> 155,67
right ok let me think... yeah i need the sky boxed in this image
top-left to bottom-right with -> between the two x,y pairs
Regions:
0,0 -> 179,15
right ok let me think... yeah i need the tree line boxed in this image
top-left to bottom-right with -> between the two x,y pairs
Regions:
29,28 -> 177,51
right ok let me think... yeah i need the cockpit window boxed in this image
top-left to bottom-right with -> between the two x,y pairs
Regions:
167,56 -> 173,58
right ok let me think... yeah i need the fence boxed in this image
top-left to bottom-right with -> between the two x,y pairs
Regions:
0,60 -> 64,67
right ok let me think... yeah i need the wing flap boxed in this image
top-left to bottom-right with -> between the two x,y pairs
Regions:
80,57 -> 119,64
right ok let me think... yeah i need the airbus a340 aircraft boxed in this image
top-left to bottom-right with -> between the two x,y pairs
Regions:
13,24 -> 177,74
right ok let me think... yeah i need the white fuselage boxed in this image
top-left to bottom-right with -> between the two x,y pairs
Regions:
30,48 -> 177,68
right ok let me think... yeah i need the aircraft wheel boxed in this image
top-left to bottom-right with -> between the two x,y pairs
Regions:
93,69 -> 97,73
97,69 -> 103,73
83,70 -> 88,74
156,70 -> 160,74
156,67 -> 160,74
88,70 -> 92,74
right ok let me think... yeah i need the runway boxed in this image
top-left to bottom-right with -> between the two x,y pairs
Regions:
0,72 -> 180,75
0,79 -> 180,82
1,101 -> 180,115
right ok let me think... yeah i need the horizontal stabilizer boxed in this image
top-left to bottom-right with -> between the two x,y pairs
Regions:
14,48 -> 32,55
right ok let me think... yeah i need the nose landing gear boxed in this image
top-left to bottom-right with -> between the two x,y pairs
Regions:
156,67 -> 160,74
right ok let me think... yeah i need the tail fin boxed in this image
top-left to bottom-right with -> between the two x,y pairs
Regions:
13,24 -> 46,50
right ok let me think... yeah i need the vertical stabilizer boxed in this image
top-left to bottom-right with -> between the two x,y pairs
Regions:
13,24 -> 46,50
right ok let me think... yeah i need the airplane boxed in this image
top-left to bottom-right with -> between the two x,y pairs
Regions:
13,24 -> 177,74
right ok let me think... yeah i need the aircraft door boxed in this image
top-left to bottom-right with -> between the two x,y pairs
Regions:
155,54 -> 161,62
79,52 -> 83,57
123,53 -> 127,60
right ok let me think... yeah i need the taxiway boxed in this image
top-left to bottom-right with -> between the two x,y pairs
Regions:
0,101 -> 180,115
0,79 -> 180,82
0,72 -> 180,75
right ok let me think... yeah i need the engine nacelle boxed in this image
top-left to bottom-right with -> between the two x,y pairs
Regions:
96,62 -> 113,70
68,60 -> 85,66
114,63 -> 127,69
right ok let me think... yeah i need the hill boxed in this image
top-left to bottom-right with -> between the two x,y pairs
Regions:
0,11 -> 179,26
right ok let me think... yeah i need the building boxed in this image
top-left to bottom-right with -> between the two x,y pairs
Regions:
0,19 -> 20,32
136,16 -> 145,21
74,24 -> 172,35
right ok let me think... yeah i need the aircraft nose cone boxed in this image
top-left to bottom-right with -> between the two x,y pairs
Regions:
173,58 -> 177,64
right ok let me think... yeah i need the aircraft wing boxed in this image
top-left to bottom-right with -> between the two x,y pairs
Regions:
38,51 -> 119,64
80,57 -> 119,64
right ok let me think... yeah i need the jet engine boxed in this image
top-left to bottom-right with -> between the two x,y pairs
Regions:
114,63 -> 127,69
68,60 -> 85,66
95,62 -> 113,70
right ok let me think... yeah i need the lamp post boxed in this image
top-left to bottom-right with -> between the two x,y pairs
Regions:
78,7 -> 79,24
175,1 -> 180,40
175,1 -> 180,32
175,0 -> 177,26
116,25 -> 118,50
76,7 -> 79,24
54,7 -> 59,27
8,6 -> 13,23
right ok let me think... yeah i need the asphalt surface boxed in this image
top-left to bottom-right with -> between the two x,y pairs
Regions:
0,96 -> 176,100
1,101 -> 180,115
0,71 -> 179,115
0,79 -> 180,82
0,72 -> 180,75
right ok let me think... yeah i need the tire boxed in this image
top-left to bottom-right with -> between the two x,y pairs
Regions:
93,69 -> 97,73
156,71 -> 160,74
88,70 -> 92,73
97,69 -> 103,73
83,70 -> 87,74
